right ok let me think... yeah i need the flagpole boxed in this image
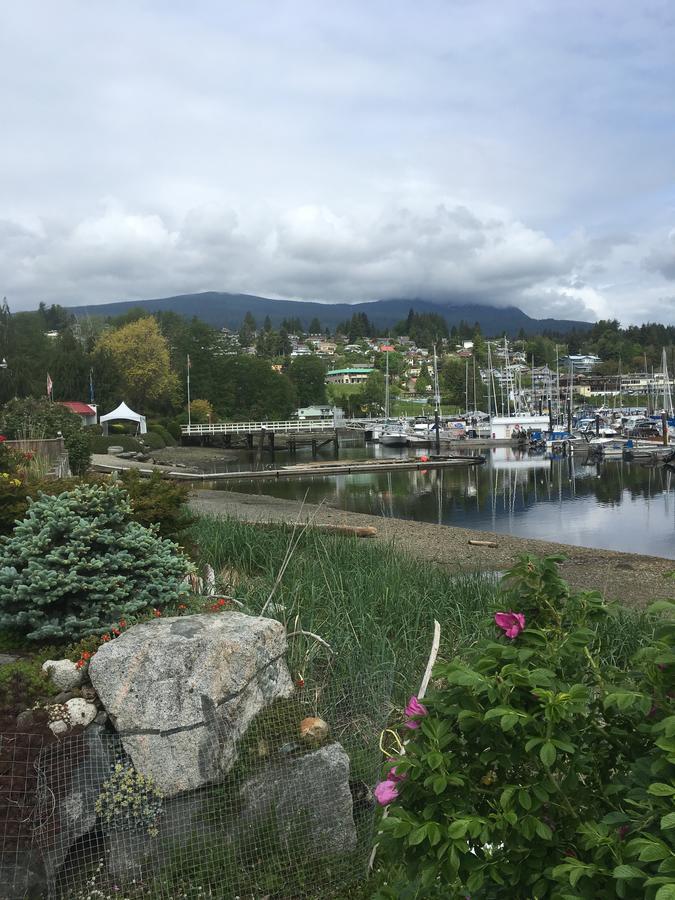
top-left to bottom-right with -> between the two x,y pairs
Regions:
186,355 -> 192,428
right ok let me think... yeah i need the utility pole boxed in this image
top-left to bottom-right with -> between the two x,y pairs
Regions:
186,354 -> 192,428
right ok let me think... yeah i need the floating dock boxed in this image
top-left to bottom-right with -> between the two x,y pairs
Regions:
94,455 -> 485,482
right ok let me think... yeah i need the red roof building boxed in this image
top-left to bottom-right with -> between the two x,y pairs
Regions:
59,402 -> 98,425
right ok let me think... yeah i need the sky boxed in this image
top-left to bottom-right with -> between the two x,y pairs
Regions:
1,0 -> 675,324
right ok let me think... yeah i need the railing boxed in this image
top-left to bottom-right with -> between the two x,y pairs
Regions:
181,419 -> 338,436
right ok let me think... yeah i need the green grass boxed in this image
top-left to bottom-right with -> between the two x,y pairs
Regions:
188,516 -> 656,704
190,515 -> 502,705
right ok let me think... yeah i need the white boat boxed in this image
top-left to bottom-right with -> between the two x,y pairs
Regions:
380,350 -> 409,446
588,437 -> 629,458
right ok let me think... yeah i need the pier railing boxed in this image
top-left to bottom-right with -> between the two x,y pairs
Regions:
181,419 -> 338,436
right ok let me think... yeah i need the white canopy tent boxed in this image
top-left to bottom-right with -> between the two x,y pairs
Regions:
99,401 -> 147,435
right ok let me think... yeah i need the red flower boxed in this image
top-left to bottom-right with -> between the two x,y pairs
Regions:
153,609 -> 162,617
178,604 -> 187,610
81,651 -> 91,660
76,659 -> 85,669
119,619 -> 127,628
295,676 -> 305,688
112,628 -> 120,636
102,634 -> 110,642
0,435 -> 5,442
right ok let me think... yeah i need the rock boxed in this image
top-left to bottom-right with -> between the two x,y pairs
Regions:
238,743 -> 357,858
94,710 -> 108,726
80,684 -> 97,701
89,612 -> 294,796
15,709 -> 35,728
0,652 -> 20,666
48,719 -> 69,736
54,690 -> 77,704
65,698 -> 97,729
299,716 -> 330,746
41,659 -> 84,691
103,790 -> 213,881
39,724 -> 117,879
0,849 -> 47,899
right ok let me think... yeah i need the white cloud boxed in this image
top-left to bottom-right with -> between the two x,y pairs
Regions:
1,1 -> 674,324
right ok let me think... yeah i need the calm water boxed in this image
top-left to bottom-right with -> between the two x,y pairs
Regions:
215,445 -> 675,559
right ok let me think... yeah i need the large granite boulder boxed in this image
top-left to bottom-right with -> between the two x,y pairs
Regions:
238,742 -> 357,857
38,724 -> 116,880
89,612 -> 294,796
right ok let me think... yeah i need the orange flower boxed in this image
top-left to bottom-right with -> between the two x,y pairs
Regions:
153,609 -> 162,617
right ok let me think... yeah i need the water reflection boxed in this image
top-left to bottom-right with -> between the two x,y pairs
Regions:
219,447 -> 675,559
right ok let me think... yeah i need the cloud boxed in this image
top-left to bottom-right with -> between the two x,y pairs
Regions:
1,1 -> 675,324
0,199 -> 586,316
643,230 -> 675,281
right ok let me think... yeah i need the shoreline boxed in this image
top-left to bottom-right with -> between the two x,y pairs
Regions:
189,488 -> 675,609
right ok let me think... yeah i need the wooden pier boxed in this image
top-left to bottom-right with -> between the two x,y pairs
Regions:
180,419 -> 361,457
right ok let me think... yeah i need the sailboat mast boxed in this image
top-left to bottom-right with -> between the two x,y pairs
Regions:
384,350 -> 390,421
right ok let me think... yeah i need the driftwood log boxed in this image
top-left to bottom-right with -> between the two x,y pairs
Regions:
468,539 -> 498,548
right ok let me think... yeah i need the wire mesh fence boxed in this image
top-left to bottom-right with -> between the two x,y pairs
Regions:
1,671 -> 392,899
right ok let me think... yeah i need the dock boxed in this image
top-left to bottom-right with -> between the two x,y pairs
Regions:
93,454 -> 485,482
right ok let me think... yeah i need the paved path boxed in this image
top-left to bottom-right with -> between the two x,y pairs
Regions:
189,488 -> 675,609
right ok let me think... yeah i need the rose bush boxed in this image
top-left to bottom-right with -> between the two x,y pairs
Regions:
374,555 -> 674,899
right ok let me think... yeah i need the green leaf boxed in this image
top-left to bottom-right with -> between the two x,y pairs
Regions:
431,774 -> 447,795
499,787 -> 516,809
648,783 -> 675,797
661,812 -> 675,830
655,886 -> 675,900
613,864 -> 645,880
525,737 -> 544,752
540,741 -> 557,767
535,819 -> 553,840
426,751 -> 443,771
408,825 -> 429,846
500,714 -> 519,731
518,789 -> 532,811
639,843 -> 670,862
447,819 -> 469,839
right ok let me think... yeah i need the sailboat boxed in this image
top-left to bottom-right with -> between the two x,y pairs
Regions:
380,350 -> 408,447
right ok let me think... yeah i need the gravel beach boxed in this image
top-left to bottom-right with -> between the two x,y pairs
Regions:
189,487 -> 675,609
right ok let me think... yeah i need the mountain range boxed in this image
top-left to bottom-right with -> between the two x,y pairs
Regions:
69,292 -> 593,336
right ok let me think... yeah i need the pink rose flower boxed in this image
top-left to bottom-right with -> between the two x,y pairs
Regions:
494,611 -> 526,639
403,695 -> 428,729
374,779 -> 400,806
387,765 -> 407,783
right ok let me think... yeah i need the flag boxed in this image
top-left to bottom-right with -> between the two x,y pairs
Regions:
46,373 -> 53,398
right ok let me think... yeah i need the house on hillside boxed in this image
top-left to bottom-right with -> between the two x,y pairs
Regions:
59,401 -> 97,426
326,367 -> 374,385
560,354 -> 601,374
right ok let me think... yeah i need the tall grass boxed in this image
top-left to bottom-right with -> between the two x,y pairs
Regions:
189,515 -> 657,706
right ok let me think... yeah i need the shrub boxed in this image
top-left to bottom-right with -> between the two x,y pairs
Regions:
89,434 -> 144,454
0,397 -> 92,476
164,419 -> 182,441
0,470 -> 29,537
375,556 -> 674,900
0,656 -> 58,713
116,469 -> 195,540
139,431 -> 165,451
0,483 -> 190,642
148,423 -> 176,446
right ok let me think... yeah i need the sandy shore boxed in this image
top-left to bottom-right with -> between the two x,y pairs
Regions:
189,488 -> 675,609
